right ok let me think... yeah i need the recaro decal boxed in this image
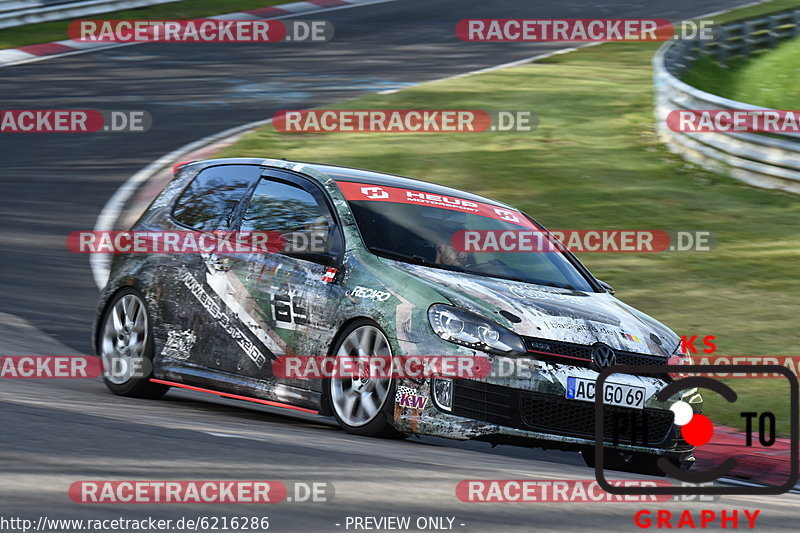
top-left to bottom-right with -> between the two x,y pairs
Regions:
348,286 -> 392,302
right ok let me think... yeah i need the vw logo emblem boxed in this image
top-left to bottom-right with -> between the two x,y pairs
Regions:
591,344 -> 617,369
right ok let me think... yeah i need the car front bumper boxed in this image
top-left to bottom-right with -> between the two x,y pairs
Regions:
390,357 -> 698,456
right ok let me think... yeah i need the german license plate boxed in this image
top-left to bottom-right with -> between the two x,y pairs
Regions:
565,377 -> 645,409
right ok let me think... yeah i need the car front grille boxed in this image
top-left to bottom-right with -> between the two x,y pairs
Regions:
450,379 -> 675,447
523,336 -> 668,368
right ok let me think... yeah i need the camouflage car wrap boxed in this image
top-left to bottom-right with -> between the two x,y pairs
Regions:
94,157 -> 699,460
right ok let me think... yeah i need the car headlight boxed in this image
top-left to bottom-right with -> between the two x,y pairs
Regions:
428,304 -> 526,356
667,341 -> 695,381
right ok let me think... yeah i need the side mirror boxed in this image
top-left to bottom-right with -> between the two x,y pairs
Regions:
598,280 -> 615,295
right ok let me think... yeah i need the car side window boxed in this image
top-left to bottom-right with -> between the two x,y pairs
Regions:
240,178 -> 334,255
172,165 -> 261,231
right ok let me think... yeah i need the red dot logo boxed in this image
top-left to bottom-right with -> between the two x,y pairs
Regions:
681,414 -> 714,446
670,400 -> 714,446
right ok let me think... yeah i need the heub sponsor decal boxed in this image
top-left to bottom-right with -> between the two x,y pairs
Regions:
349,286 -> 392,302
396,386 -> 428,409
405,190 -> 479,210
493,208 -> 520,222
337,181 -> 538,229
361,186 -> 388,199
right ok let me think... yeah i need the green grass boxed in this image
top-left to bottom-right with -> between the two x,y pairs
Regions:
215,1 -> 800,435
0,0 -> 287,49
682,36 -> 800,107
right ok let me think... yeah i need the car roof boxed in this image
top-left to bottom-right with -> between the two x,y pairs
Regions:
257,158 -> 516,209
189,158 -> 516,209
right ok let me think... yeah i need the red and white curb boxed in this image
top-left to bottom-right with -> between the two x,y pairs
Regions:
0,0 -> 394,68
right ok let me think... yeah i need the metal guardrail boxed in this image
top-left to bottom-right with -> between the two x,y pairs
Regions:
0,0 -> 180,29
653,9 -> 800,194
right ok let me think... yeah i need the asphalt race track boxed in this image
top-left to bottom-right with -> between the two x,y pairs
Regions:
1,0 -> 796,531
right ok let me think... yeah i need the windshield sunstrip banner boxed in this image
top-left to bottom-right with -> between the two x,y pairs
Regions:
335,181 -> 539,229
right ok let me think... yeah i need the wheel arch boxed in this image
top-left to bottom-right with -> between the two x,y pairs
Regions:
92,284 -> 144,355
319,315 -> 387,416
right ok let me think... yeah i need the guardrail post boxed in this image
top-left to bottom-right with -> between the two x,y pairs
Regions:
793,10 -> 800,37
741,20 -> 754,57
766,16 -> 778,48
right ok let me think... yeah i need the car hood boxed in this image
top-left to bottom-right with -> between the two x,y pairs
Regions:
384,260 -> 679,357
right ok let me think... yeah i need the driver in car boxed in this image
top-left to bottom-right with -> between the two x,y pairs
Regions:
434,242 -> 468,267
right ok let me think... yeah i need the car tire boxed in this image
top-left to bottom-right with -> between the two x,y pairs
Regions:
327,319 -> 406,438
97,288 -> 169,399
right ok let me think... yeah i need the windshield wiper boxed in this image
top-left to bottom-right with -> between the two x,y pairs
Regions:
369,247 -> 473,275
368,247 -> 431,266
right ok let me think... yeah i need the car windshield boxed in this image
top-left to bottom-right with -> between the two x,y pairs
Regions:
338,181 -> 595,291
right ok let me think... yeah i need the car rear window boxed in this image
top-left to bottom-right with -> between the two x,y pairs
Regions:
172,165 -> 262,231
